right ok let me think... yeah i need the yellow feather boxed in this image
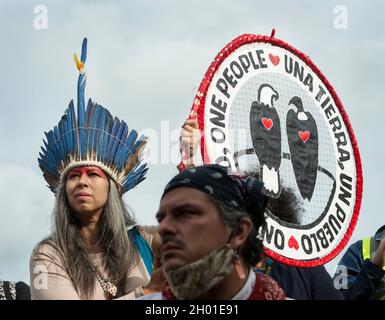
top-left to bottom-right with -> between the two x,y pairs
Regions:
73,53 -> 84,71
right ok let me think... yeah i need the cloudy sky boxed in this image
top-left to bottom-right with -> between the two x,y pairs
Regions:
0,0 -> 384,283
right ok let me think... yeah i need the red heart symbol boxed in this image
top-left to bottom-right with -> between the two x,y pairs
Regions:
298,131 -> 310,143
269,53 -> 280,66
262,117 -> 273,130
288,236 -> 299,250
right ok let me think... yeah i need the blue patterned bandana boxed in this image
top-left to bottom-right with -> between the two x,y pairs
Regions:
162,165 -> 268,225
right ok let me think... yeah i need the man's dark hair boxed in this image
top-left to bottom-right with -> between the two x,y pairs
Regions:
211,197 -> 266,267
248,170 -> 303,225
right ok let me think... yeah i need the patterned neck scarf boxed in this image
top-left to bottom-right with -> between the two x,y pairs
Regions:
161,271 -> 285,300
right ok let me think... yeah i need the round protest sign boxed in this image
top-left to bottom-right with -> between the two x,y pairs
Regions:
189,32 -> 363,266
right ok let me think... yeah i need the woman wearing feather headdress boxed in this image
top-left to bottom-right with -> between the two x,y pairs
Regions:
30,38 -> 157,300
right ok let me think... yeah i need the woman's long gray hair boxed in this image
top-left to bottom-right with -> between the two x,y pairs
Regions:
38,178 -> 139,298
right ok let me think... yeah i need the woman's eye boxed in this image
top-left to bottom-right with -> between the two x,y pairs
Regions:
68,174 -> 79,179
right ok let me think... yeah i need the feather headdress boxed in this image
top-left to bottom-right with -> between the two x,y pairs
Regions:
38,38 -> 148,194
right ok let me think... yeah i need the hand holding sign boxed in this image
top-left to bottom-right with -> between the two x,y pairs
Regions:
178,111 -> 201,171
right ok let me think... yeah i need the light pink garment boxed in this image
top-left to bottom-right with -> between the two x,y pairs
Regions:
29,238 -> 152,300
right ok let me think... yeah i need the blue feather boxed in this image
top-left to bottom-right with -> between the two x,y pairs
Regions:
123,164 -> 148,192
114,122 -> 129,170
53,126 -> 62,158
85,99 -> 95,158
101,107 -> 113,162
59,114 -> 68,160
77,72 -> 86,153
66,103 -> 74,158
91,103 -> 102,159
106,118 -> 120,164
126,130 -> 138,149
46,131 -> 60,166
96,108 -> 106,162
77,39 -> 88,158
81,38 -> 87,63
94,105 -> 105,160
110,121 -> 125,168
68,100 -> 77,160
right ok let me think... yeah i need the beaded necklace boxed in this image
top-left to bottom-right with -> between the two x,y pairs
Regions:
83,250 -> 118,300
89,262 -> 118,300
